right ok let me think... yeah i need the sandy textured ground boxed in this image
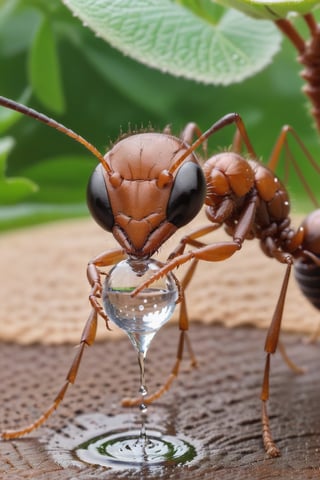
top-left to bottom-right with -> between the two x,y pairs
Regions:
0,210 -> 319,344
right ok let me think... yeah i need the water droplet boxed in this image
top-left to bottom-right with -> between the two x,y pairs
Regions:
102,258 -> 178,356
140,403 -> 148,413
139,385 -> 148,397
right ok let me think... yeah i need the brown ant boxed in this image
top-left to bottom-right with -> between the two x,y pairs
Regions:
0,96 -> 319,458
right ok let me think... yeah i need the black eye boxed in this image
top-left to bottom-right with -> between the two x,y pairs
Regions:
87,164 -> 114,232
167,162 -> 206,228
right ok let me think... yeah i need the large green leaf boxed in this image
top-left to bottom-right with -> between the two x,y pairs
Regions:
62,0 -> 281,85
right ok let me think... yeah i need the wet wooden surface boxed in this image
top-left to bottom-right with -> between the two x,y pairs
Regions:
1,323 -> 320,479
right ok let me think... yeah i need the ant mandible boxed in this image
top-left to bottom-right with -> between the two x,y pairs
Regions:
0,96 -> 319,458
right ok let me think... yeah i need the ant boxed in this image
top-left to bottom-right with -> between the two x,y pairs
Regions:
0,96 -> 319,458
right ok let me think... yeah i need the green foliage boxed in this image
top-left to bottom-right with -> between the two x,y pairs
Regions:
0,137 -> 38,204
0,88 -> 38,208
0,0 -> 319,231
62,0 -> 281,85
28,17 -> 65,113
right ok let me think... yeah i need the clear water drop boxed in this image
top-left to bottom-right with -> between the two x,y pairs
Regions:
102,257 -> 178,356
100,257 -> 180,459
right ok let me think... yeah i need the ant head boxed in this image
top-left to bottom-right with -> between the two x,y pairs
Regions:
203,152 -> 255,224
204,152 -> 255,199
87,131 -> 206,257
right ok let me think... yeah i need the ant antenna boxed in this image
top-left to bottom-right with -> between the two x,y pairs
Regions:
168,113 -> 256,175
0,96 -> 112,174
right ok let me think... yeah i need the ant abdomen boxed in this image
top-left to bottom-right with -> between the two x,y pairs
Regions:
294,209 -> 320,310
294,259 -> 320,309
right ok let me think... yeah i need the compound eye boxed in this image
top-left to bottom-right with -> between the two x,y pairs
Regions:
167,162 -> 206,228
87,164 -> 114,232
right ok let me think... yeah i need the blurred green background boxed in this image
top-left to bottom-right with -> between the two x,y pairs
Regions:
0,0 -> 319,231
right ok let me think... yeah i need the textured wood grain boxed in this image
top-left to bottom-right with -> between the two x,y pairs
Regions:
1,324 -> 320,479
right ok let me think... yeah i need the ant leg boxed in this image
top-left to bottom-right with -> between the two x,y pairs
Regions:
87,247 -> 126,330
168,224 -> 222,259
180,122 -> 208,159
1,247 -> 126,439
132,240 -> 241,296
275,19 -> 305,54
267,125 -> 320,208
277,340 -> 305,374
305,322 -> 320,343
2,309 -> 98,439
261,262 -> 292,457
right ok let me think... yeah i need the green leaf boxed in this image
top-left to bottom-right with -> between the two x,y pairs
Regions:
28,16 -> 65,113
0,1 -> 41,57
175,0 -> 227,23
212,0 -> 320,19
0,137 -> 15,179
0,137 -> 38,205
62,0 -> 281,85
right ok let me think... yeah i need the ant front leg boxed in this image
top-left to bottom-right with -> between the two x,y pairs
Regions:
87,248 -> 126,330
1,247 -> 126,439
